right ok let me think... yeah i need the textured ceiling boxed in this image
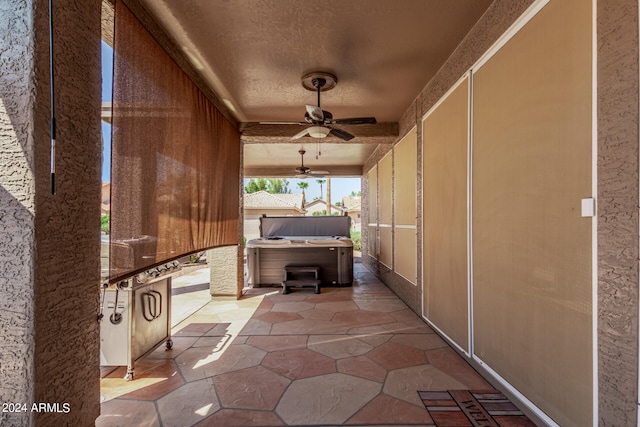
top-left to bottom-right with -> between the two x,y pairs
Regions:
137,0 -> 493,176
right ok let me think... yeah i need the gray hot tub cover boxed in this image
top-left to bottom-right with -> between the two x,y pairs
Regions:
259,215 -> 351,238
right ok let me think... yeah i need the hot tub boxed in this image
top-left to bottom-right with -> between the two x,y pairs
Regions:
246,216 -> 354,287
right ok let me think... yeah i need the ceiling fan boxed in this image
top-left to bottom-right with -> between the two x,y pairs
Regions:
295,149 -> 328,179
261,72 -> 377,141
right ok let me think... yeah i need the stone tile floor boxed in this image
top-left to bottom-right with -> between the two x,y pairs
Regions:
97,264 -> 490,426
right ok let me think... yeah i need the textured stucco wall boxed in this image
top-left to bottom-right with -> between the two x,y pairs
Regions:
33,0 -> 102,425
597,1 -> 640,425
362,0 -> 535,315
0,1 -> 37,425
209,245 -> 243,297
0,0 -> 102,426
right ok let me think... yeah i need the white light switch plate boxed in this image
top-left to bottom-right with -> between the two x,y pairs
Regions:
581,198 -> 596,217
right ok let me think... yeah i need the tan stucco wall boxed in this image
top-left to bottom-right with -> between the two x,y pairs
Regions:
208,246 -> 242,298
0,0 -> 102,426
0,2 -> 38,425
597,1 -> 639,424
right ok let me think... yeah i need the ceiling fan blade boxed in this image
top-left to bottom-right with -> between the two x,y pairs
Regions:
291,128 -> 310,140
329,127 -> 355,141
332,117 -> 377,125
306,105 -> 324,122
309,170 -> 329,176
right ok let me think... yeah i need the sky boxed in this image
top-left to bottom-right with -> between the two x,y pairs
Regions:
101,41 -> 112,183
101,42 -> 361,204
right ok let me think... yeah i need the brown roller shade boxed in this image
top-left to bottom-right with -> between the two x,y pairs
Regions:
109,0 -> 240,283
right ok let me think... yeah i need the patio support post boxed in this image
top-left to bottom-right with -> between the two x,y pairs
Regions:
597,0 -> 640,424
0,0 -> 102,425
208,246 -> 243,298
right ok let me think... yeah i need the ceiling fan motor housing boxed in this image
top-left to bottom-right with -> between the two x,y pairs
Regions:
305,110 -> 333,124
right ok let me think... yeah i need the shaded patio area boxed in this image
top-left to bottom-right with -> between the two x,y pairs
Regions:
97,263 -> 491,426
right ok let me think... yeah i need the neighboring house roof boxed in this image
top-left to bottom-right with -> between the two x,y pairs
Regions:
101,182 -> 111,215
244,191 -> 305,213
341,196 -> 361,212
304,199 -> 342,215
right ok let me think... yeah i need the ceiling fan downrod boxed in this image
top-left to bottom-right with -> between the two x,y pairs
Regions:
312,77 -> 326,108
299,149 -> 306,167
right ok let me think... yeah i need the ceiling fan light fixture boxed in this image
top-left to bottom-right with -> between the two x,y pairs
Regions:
308,126 -> 330,138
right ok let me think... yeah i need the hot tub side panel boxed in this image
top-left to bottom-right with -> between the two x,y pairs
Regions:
247,246 -> 353,287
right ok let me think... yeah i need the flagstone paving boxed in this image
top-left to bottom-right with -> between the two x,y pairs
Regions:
97,263 -> 491,426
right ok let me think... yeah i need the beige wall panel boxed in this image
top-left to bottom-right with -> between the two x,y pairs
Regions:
368,165 -> 378,223
394,128 -> 417,226
422,77 -> 469,351
379,226 -> 393,268
378,153 -> 393,225
395,228 -> 417,283
472,1 -> 592,426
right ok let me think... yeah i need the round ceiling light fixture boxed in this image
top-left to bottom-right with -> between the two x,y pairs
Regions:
307,126 -> 330,138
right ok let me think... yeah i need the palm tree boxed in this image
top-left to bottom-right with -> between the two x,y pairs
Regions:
326,178 -> 332,215
297,181 -> 309,201
316,179 -> 326,199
